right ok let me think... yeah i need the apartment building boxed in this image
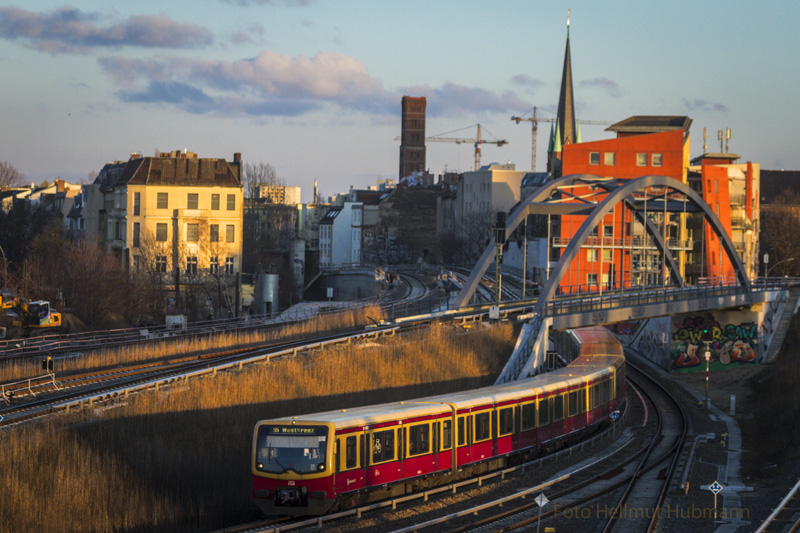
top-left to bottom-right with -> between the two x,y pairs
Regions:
84,151 -> 243,317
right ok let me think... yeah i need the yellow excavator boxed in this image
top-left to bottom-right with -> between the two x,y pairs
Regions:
0,294 -> 62,338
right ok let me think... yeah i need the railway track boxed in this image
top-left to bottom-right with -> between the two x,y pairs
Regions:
0,326 -> 405,428
755,479 -> 800,532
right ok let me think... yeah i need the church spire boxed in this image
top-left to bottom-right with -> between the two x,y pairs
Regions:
555,9 -> 576,150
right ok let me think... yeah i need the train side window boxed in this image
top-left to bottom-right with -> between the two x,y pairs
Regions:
592,384 -> 600,408
442,420 -> 452,450
539,398 -> 550,426
474,412 -> 491,442
521,403 -> 536,430
371,429 -> 395,464
553,395 -> 564,422
604,379 -> 611,403
345,435 -> 357,469
408,424 -> 430,456
579,389 -> 586,413
499,407 -> 514,436
568,391 -> 578,417
458,416 -> 467,447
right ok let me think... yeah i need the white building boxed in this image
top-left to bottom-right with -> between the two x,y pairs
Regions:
319,201 -> 363,268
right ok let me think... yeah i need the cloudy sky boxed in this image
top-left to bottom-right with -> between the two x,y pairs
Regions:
1,1 -> 797,201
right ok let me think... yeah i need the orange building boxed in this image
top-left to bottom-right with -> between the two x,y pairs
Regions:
554,117 -> 692,292
552,117 -> 759,293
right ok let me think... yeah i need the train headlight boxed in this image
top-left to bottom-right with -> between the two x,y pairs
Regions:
318,463 -> 325,471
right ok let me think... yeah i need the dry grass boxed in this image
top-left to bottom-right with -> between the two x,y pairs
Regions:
0,321 -> 517,532
0,305 -> 386,383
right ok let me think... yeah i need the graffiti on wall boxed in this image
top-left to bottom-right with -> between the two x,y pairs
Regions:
634,317 -> 672,371
671,315 -> 758,371
761,299 -> 780,339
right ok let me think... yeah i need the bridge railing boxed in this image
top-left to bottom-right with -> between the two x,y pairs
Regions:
542,281 -> 786,318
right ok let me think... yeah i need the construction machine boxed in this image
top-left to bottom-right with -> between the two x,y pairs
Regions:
0,294 -> 62,338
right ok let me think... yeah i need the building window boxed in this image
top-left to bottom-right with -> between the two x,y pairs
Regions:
186,256 -> 198,275
652,153 -> 663,167
604,152 -> 615,166
157,192 -> 168,209
210,256 -> 219,275
226,224 -> 235,243
133,255 -> 140,272
187,223 -> 199,242
227,194 -> 235,210
225,257 -> 234,275
210,224 -> 219,242
133,222 -> 140,247
587,273 -> 598,286
156,223 -> 168,242
587,249 -> 598,262
603,225 -> 613,238
187,193 -> 199,210
589,152 -> 600,165
211,193 -> 220,210
133,192 -> 140,216
636,153 -> 647,166
156,255 -> 167,273
603,249 -> 613,262
115,221 -> 123,240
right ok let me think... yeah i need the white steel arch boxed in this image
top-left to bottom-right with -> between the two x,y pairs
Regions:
454,174 -> 751,309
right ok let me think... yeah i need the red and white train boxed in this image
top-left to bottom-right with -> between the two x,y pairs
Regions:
251,326 -> 626,515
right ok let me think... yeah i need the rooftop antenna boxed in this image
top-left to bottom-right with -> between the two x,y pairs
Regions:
725,128 -> 732,153
703,127 -> 707,153
567,8 -> 570,33
717,129 -> 724,152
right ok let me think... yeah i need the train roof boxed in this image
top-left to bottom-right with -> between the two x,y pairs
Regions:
265,352 -> 624,431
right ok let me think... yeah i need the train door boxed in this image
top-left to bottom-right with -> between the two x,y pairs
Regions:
334,431 -> 365,495
472,410 -> 493,462
437,417 -> 456,472
456,414 -> 471,466
365,427 -> 402,488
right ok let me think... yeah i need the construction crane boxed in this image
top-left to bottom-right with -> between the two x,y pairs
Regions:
396,124 -> 507,172
511,107 -> 612,171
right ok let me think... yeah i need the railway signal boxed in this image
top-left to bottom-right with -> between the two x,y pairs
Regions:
709,481 -> 723,522
534,493 -> 550,533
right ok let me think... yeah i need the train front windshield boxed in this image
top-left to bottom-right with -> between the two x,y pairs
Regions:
256,425 -> 328,475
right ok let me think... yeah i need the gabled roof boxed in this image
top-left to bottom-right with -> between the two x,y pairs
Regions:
689,152 -> 741,166
353,190 -> 392,205
522,172 -> 551,188
606,116 -> 692,135
320,207 -> 342,224
95,156 -> 241,189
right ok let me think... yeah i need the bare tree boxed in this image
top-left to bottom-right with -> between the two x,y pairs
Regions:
761,188 -> 800,277
242,162 -> 283,199
0,160 -> 25,187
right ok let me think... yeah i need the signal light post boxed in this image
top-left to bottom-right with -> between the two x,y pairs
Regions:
705,348 -> 711,408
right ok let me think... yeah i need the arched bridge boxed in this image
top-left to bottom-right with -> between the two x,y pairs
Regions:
455,174 -> 751,311
451,174 -> 781,383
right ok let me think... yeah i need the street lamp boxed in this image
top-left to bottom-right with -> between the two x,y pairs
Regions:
767,257 -> 795,277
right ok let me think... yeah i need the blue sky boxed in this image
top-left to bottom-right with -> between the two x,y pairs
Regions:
1,1 -> 798,202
